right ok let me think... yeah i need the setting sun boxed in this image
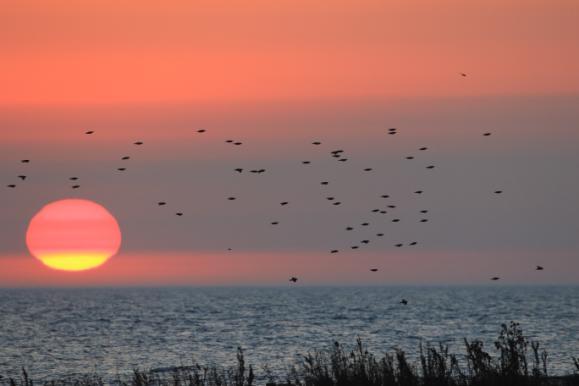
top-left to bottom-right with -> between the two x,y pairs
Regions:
26,199 -> 121,271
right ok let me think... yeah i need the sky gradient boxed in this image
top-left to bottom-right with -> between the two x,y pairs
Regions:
1,1 -> 578,286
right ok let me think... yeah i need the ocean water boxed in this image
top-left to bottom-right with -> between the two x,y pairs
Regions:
0,286 -> 578,381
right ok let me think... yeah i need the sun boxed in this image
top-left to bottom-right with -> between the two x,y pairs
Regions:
26,199 -> 121,272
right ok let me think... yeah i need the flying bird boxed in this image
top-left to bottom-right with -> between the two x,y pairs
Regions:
361,222 -> 369,226
376,233 -> 384,237
121,156 -> 130,160
85,131 -> 94,135
363,168 -> 373,171
400,299 -> 408,305
21,160 -> 30,163
270,221 -> 279,225
72,185 -> 80,189
536,266 -> 544,271
235,168 -> 243,173
330,250 -> 339,254
69,177 -> 79,181
483,132 -> 492,136
346,227 -> 353,231
196,129 -> 206,133
409,242 -> 418,246
176,213 -> 183,216
494,190 -> 503,194
370,268 -> 378,272
414,190 -> 423,194
280,201 -> 289,206
426,165 -> 435,169
460,73 -> 467,77
134,141 -> 143,145
228,197 -> 237,201
6,184 -> 16,188
158,202 -> 167,206
420,219 -> 429,223
312,141 -> 321,145
491,277 -> 500,281
302,161 -> 311,165
405,156 -> 414,160
392,219 -> 400,223
117,168 -> 126,171
419,147 -> 428,151
395,243 -> 403,247
321,181 -> 329,185
289,277 -> 298,283
17,175 -> 26,181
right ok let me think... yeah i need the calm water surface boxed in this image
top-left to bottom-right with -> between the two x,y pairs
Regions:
0,286 -> 578,380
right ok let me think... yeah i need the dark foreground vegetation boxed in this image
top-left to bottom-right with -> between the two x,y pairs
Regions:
2,323 -> 578,386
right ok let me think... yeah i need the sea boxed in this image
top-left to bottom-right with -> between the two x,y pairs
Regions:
0,286 -> 578,381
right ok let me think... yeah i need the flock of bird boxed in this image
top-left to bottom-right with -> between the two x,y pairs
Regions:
4,118 -> 545,304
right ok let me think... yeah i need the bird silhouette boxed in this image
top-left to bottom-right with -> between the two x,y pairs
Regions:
419,147 -> 428,151
332,202 -> 341,205
234,142 -> 242,145
117,168 -> 126,171
395,243 -> 403,247
351,246 -> 359,249
364,168 -> 373,171
17,175 -> 26,181
270,221 -> 279,225
361,222 -> 369,226
326,197 -> 335,200
414,190 -> 423,194
21,160 -> 30,163
330,250 -> 339,254
483,132 -> 492,136
196,129 -> 206,133
406,156 -> 414,160
338,158 -> 348,162
235,168 -> 243,173
420,210 -> 429,213
72,185 -> 80,189
312,141 -> 321,145
320,181 -> 329,185
387,205 -> 396,208
361,240 -> 370,244
85,131 -> 94,135
381,195 -> 390,198
392,219 -> 400,223
491,277 -> 500,281
376,233 -> 384,237
494,190 -> 503,194
400,299 -> 408,305
420,219 -> 429,223
370,268 -> 378,272
302,161 -> 311,165
134,141 -> 143,145
346,227 -> 353,231
280,201 -> 289,206
6,184 -> 16,188
225,140 -> 233,143
176,212 -> 183,216
69,177 -> 79,181
460,73 -> 467,77
121,156 -> 130,160
158,202 -> 167,206
289,277 -> 298,283
409,242 -> 418,246
536,266 -> 544,271
228,197 -> 237,201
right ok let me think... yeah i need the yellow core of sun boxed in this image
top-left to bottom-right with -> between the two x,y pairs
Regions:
38,252 -> 111,272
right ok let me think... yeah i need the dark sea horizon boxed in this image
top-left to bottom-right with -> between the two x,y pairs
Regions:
1,285 -> 578,381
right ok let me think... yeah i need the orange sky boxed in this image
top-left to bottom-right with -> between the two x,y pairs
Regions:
1,0 -> 578,105
1,1 -> 578,286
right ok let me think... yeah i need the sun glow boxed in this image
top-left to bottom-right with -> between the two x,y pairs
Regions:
26,199 -> 121,272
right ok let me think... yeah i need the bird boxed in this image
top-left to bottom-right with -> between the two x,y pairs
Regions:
388,128 -> 397,132
338,158 -> 348,162
280,201 -> 289,206
121,156 -> 130,160
376,233 -> 384,237
134,141 -> 143,145
420,219 -> 429,223
361,240 -> 370,244
17,175 -> 26,181
289,277 -> 298,283
381,195 -> 390,198
388,131 -> 397,135
85,130 -> 94,135
157,202 -> 167,206
387,205 -> 396,209
494,190 -> 503,194
420,210 -> 429,213
312,141 -> 321,145
332,202 -> 341,206
409,242 -> 418,246
21,159 -> 30,163
400,299 -> 408,305
371,209 -> 380,213
363,168 -> 373,171
460,73 -> 467,77
196,129 -> 206,133
370,268 -> 378,272
483,132 -> 492,136
395,243 -> 403,247
414,190 -> 423,194
257,169 -> 266,173
234,142 -> 242,145
419,147 -> 428,151
536,266 -> 544,271
380,210 -> 387,214
361,222 -> 369,226
72,185 -> 80,189
69,177 -> 79,181
351,246 -> 359,249
392,219 -> 400,223
426,165 -> 435,169
491,277 -> 500,281
330,250 -> 339,254
225,140 -> 233,143
270,221 -> 279,225
405,156 -> 414,160
320,181 -> 329,185
117,168 -> 126,171
6,184 -> 16,188
228,197 -> 237,201
345,227 -> 353,231
302,161 -> 311,165
234,168 -> 243,173
176,212 -> 183,216
326,197 -> 335,201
